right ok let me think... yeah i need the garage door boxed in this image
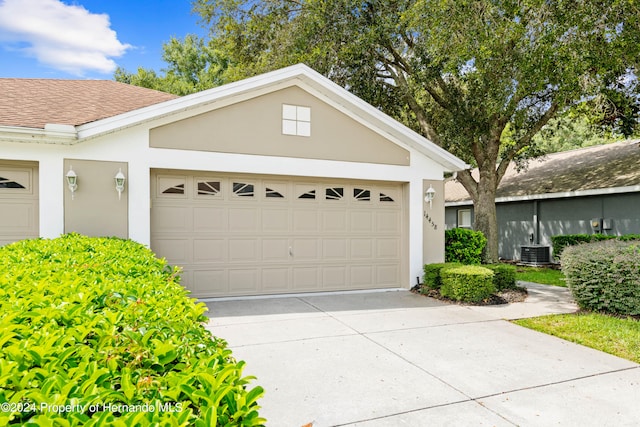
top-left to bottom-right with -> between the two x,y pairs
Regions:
151,170 -> 405,298
0,161 -> 39,246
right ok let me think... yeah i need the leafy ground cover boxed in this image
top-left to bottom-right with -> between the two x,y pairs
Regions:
0,234 -> 265,426
515,266 -> 566,287
514,313 -> 640,363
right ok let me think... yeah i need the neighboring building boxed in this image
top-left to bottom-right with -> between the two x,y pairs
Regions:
0,64 -> 467,298
445,140 -> 640,261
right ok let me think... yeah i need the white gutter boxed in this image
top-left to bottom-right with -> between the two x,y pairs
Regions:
0,124 -> 77,145
445,184 -> 640,207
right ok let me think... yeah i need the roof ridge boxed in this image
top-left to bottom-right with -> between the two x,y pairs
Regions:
543,139 -> 633,158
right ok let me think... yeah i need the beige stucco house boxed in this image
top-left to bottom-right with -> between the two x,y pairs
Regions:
0,64 -> 467,298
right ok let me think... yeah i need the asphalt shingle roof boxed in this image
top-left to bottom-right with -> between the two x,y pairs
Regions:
0,79 -> 178,129
445,140 -> 640,202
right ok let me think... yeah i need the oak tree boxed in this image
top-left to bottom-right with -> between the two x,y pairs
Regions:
178,1 -> 640,261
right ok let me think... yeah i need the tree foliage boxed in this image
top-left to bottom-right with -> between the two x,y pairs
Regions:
191,0 -> 640,262
115,34 -> 229,95
128,0 -> 640,262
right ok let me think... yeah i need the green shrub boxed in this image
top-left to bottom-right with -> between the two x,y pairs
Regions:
561,240 -> 640,315
551,234 -> 640,258
422,263 -> 461,291
0,234 -> 265,426
445,228 -> 487,264
440,266 -> 495,303
485,264 -> 517,291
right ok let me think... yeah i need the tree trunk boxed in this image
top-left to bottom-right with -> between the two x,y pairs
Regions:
474,183 -> 499,264
457,155 -> 501,264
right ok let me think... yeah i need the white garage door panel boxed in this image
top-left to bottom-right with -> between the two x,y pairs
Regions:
351,239 -> 374,258
262,208 -> 289,231
155,207 -> 190,231
193,207 -> 226,231
378,265 -> 400,285
193,239 -> 225,262
262,268 -> 289,291
0,203 -> 34,229
0,163 -> 38,246
153,238 -> 190,263
151,171 -> 404,298
192,270 -> 225,294
262,239 -> 289,261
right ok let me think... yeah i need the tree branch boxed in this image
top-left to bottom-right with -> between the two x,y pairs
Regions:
455,169 -> 479,202
496,101 -> 560,182
385,65 -> 442,145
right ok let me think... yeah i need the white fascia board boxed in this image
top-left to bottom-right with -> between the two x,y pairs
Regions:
0,125 -> 77,144
76,65 -> 315,140
74,63 -> 468,172
294,67 -> 469,172
445,200 -> 474,207
445,185 -> 640,207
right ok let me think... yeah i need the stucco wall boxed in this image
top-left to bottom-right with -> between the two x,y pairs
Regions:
2,125 -> 447,290
423,179 -> 445,265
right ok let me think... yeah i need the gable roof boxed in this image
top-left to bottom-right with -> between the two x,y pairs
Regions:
0,79 -> 178,128
446,139 -> 640,204
0,64 -> 467,172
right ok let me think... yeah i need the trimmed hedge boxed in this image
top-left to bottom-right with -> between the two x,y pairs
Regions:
484,264 -> 517,291
0,234 -> 265,426
551,234 -> 640,258
422,263 -> 461,291
445,228 -> 487,264
423,263 -> 515,293
561,239 -> 640,315
440,266 -> 495,303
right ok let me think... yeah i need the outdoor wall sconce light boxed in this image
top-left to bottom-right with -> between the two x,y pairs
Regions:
114,168 -> 126,200
424,185 -> 436,208
66,166 -> 78,200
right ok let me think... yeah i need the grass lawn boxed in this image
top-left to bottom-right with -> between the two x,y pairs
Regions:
514,313 -> 640,363
515,266 -> 566,287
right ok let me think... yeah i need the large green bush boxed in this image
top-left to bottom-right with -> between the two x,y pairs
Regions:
445,228 -> 487,264
440,266 -> 495,303
551,234 -> 640,258
561,240 -> 640,315
0,234 -> 265,426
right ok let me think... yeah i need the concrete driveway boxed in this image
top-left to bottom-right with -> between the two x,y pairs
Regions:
205,284 -> 640,426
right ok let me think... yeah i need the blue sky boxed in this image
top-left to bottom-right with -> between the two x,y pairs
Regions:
0,0 -> 206,79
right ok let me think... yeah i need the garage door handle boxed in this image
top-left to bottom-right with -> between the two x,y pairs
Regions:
289,246 -> 293,257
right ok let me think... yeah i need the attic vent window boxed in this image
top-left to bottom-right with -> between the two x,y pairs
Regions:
282,104 -> 311,137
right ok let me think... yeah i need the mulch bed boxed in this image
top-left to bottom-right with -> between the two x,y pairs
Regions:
411,286 -> 528,306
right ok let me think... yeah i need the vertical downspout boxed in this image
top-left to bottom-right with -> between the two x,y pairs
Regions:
533,200 -> 539,244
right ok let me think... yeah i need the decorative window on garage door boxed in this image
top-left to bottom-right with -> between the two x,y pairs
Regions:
264,182 -> 286,199
196,180 -> 222,197
298,189 -> 316,199
158,176 -> 186,196
233,182 -> 254,197
379,188 -> 397,203
325,187 -> 344,200
0,177 -> 25,189
353,188 -> 371,201
0,168 -> 31,192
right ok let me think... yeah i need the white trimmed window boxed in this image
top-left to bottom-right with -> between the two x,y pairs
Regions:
457,209 -> 472,228
282,104 -> 311,136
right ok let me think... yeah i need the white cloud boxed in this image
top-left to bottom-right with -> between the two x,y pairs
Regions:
0,0 -> 131,75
